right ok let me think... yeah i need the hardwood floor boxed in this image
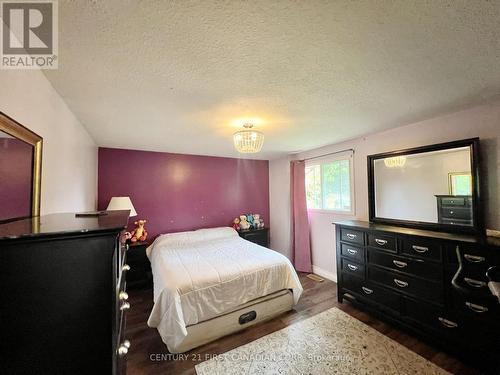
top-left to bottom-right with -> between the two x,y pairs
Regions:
126,273 -> 479,375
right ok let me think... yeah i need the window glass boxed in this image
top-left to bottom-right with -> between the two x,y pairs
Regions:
306,158 -> 353,213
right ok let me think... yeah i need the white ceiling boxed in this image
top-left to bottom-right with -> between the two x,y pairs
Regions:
44,0 -> 500,160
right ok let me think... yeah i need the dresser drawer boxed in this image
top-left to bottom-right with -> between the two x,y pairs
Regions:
401,237 -> 442,262
340,243 -> 365,263
402,298 -> 462,339
453,293 -> 500,329
341,258 -> 365,279
342,273 -> 400,312
441,207 -> 472,220
340,228 -> 364,245
441,197 -> 466,207
368,266 -> 443,303
367,233 -> 396,253
367,250 -> 442,281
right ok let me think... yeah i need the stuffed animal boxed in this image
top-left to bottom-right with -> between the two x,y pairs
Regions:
239,215 -> 250,230
252,214 -> 260,229
253,214 -> 264,229
246,214 -> 254,229
131,219 -> 148,242
232,217 -> 240,231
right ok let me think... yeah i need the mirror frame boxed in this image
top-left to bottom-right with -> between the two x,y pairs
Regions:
0,112 -> 43,222
367,138 -> 482,234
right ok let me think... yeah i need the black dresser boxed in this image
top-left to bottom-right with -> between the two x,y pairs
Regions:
238,227 -> 269,247
335,220 -> 500,373
436,195 -> 473,225
0,211 -> 130,374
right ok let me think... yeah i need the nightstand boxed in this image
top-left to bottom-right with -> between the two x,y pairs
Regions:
238,228 -> 269,247
126,241 -> 152,289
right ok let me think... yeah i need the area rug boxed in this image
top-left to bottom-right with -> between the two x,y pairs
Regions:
195,307 -> 449,375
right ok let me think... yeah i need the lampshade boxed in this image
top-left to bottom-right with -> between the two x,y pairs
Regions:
233,123 -> 264,153
106,196 -> 137,217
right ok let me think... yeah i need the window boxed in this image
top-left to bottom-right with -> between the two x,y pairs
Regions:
305,155 -> 354,213
448,172 -> 472,195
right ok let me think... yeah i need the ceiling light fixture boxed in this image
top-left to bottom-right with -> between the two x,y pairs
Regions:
384,156 -> 407,168
233,123 -> 264,153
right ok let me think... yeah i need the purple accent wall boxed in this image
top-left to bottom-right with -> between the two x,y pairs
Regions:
98,147 -> 269,239
0,138 -> 33,221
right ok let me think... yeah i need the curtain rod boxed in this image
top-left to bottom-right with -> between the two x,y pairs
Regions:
300,148 -> 355,162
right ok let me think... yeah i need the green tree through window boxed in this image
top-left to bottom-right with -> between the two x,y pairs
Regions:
305,158 -> 352,212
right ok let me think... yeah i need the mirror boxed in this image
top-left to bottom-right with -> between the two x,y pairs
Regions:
368,138 -> 481,233
0,112 -> 42,223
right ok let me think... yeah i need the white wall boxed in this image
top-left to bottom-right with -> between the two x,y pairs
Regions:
269,100 -> 500,282
0,70 -> 97,215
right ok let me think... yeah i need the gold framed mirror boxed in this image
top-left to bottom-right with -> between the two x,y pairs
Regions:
0,112 -> 42,222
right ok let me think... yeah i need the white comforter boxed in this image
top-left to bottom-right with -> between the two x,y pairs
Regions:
146,227 -> 303,352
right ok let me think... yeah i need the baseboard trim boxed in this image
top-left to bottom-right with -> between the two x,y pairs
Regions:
312,265 -> 337,283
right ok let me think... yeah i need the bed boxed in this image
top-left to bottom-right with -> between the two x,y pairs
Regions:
146,227 -> 303,353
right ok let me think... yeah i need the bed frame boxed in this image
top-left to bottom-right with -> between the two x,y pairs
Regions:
171,289 -> 294,353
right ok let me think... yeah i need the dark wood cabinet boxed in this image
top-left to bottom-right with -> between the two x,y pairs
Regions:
238,228 -> 269,247
0,211 -> 130,375
126,241 -> 152,289
335,220 -> 500,373
436,195 -> 473,225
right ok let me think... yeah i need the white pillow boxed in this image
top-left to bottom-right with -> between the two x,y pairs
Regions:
195,226 -> 238,241
150,226 -> 237,249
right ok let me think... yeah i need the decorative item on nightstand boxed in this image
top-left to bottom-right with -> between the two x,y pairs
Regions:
107,196 -> 137,217
126,241 -> 152,289
130,219 -> 148,243
238,227 -> 269,248
239,215 -> 251,230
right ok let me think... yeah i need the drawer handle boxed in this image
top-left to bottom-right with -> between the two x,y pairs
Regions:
412,245 -> 429,253
117,340 -> 131,357
347,264 -> 358,271
122,264 -> 131,272
449,210 -> 454,215
463,277 -> 486,288
347,248 -> 357,255
119,291 -> 129,301
375,239 -> 387,246
464,254 -> 485,263
346,233 -> 357,240
392,260 -> 407,268
120,301 -> 131,311
438,317 -> 458,328
361,286 -> 373,295
393,278 -> 408,288
465,302 -> 488,313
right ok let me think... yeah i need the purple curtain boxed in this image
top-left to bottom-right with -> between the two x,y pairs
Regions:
290,160 -> 312,273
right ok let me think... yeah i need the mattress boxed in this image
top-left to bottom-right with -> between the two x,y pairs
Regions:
146,227 -> 303,352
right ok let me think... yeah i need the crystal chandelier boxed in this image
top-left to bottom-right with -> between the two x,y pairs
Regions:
384,156 -> 407,168
233,123 -> 264,153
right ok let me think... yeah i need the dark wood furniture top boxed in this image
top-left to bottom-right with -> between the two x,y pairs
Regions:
335,220 -> 500,374
334,220 -> 500,246
238,227 -> 269,247
0,211 -> 130,375
0,210 -> 130,240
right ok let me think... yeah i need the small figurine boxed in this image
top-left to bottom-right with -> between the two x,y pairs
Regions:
131,219 -> 148,242
246,214 -> 255,229
253,214 -> 264,229
239,215 -> 251,230
232,217 -> 240,231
